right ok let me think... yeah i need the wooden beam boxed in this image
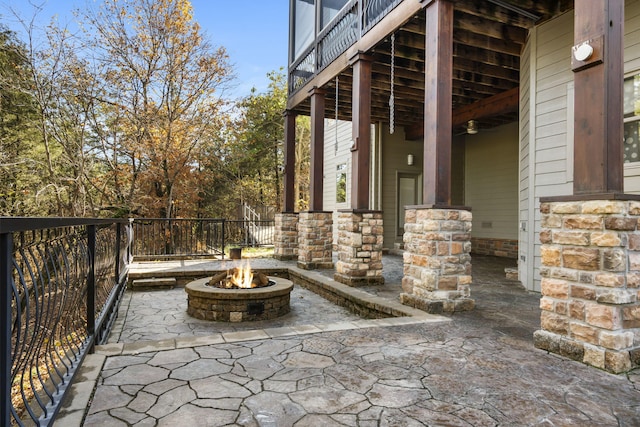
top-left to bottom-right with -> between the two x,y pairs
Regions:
283,110 -> 297,212
351,53 -> 373,210
309,88 -> 326,210
573,0 -> 624,194
405,87 -> 519,140
423,0 -> 453,206
452,86 -> 519,127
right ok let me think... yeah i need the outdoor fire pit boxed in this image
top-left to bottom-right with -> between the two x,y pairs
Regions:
185,264 -> 293,322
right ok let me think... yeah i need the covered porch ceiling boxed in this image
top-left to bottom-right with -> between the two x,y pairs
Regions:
288,0 -> 574,137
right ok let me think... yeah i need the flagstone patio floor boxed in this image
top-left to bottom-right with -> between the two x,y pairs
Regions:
59,255 -> 640,426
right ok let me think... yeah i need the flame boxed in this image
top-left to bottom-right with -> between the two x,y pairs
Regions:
229,261 -> 254,288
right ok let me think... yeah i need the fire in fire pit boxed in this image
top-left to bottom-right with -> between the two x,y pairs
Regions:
208,262 -> 273,289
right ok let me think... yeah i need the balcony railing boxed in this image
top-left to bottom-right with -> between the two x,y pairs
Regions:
1,217 -> 129,427
288,0 -> 404,95
131,218 -> 275,259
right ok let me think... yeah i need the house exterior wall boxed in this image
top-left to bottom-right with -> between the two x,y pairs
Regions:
379,124 -> 423,249
520,0 -> 640,292
323,118 -> 352,246
464,122 -> 519,258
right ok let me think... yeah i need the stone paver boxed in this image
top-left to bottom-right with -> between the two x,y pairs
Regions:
61,255 -> 640,426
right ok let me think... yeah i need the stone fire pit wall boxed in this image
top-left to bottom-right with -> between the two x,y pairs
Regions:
185,277 -> 293,322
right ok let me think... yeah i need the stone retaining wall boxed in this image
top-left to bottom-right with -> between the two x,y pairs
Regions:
535,199 -> 640,373
471,238 -> 518,259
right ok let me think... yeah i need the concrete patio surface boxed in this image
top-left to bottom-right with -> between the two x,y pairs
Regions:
59,255 -> 640,426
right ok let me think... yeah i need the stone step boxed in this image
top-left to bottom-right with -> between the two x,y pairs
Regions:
504,267 -> 519,281
131,277 -> 176,290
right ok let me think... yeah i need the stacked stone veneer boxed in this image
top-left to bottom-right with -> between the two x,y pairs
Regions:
471,237 -> 518,259
334,210 -> 384,286
274,213 -> 298,261
297,211 -> 333,269
535,200 -> 640,373
400,207 -> 474,313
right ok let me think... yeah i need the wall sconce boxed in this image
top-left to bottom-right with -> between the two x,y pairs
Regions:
467,120 -> 478,135
407,154 -> 414,166
573,41 -> 593,62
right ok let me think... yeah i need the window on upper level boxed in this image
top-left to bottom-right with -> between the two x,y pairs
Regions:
624,73 -> 640,162
321,0 -> 349,29
291,0 -> 315,62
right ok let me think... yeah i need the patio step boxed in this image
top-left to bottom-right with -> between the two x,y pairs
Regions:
131,277 -> 177,290
504,267 -> 519,281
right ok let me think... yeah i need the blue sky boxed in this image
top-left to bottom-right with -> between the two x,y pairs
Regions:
1,0 -> 289,100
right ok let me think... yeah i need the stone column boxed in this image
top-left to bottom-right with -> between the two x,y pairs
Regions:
400,206 -> 474,313
274,213 -> 298,261
297,211 -> 333,270
534,199 -> 640,373
334,210 -> 384,286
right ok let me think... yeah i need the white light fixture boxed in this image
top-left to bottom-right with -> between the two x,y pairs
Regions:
573,42 -> 593,62
407,154 -> 414,166
467,120 -> 478,135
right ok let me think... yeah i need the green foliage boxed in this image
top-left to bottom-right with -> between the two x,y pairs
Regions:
0,26 -> 44,215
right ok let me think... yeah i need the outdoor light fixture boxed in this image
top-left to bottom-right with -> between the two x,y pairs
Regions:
573,41 -> 594,62
407,154 -> 414,166
467,120 -> 478,135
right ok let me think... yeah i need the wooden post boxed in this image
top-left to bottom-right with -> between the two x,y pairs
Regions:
423,0 -> 453,206
283,110 -> 297,212
572,0 -> 624,194
309,88 -> 326,211
350,53 -> 373,210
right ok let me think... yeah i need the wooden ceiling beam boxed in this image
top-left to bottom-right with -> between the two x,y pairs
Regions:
453,29 -> 522,56
454,10 -> 528,42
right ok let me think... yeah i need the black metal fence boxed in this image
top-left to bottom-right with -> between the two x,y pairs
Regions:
131,218 -> 275,259
1,217 -> 130,427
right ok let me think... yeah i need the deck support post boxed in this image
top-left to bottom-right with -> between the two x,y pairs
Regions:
283,110 -> 297,213
309,88 -> 326,211
535,1 -> 640,373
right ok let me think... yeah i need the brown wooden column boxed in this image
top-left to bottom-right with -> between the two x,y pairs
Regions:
283,110 -> 297,212
350,53 -> 373,210
309,88 -> 326,211
572,0 -> 624,194
423,0 -> 453,206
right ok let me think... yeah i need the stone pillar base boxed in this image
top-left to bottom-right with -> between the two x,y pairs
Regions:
536,198 -> 640,373
401,206 -> 474,313
399,293 -> 475,314
274,213 -> 298,261
297,211 -> 333,270
334,210 -> 384,286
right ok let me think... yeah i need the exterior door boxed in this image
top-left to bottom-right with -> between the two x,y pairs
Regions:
397,173 -> 419,236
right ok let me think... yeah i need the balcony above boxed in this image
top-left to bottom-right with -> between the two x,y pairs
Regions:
287,0 -> 573,134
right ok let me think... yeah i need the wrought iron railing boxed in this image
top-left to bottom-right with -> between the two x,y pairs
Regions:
1,217 -> 130,427
288,0 -> 404,95
131,218 -> 275,259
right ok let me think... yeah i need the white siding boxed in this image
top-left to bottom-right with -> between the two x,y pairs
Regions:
323,119 -> 352,243
465,122 -> 519,240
